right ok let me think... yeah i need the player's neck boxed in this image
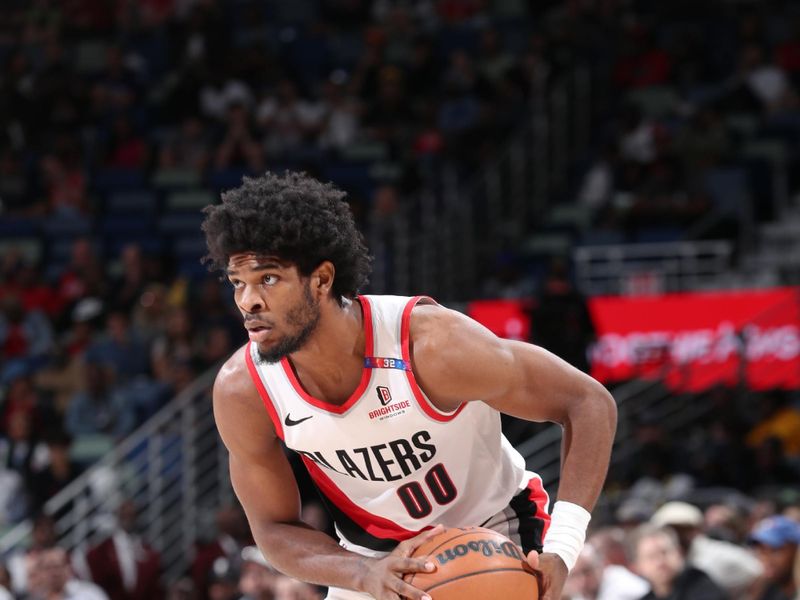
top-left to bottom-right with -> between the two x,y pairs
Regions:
285,297 -> 365,399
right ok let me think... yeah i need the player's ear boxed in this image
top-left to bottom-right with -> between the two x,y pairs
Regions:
311,261 -> 335,298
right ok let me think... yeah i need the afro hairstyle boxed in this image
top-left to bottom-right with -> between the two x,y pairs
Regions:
201,171 -> 371,302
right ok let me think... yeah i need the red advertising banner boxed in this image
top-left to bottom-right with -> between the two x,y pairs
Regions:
467,288 -> 800,391
588,288 -> 800,391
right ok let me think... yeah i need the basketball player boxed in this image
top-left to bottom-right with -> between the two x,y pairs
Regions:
202,172 -> 616,600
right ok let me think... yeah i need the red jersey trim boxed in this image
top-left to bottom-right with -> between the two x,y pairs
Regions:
301,455 -> 423,541
526,474 -> 551,538
244,342 -> 285,441
401,296 -> 466,422
279,296 -> 374,415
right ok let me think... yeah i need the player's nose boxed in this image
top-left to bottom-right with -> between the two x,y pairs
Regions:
238,284 -> 266,313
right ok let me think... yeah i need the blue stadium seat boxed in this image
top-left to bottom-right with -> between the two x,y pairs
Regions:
208,168 -> 250,191
105,190 -> 158,214
703,168 -> 751,217
159,212 -> 205,234
41,215 -> 91,238
100,215 -> 153,235
92,169 -> 147,193
174,235 -> 208,260
321,163 -> 374,198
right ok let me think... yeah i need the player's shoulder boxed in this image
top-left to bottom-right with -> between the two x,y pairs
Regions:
213,344 -> 258,405
408,301 -> 503,358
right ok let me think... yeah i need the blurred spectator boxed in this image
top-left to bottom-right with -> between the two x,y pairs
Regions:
105,116 -> 149,170
213,102 -> 263,172
629,524 -> 728,600
40,150 -> 88,216
257,79 -> 324,157
27,546 -> 110,600
0,410 -> 47,480
564,544 -> 613,600
109,245 -> 148,314
206,558 -> 238,600
28,430 -> 81,513
85,500 -> 164,600
317,73 -> 361,152
191,506 -> 251,600
238,546 -> 279,600
158,116 -> 212,172
167,578 -> 198,600
747,391 -> 800,458
65,361 -> 136,439
86,308 -> 150,382
749,516 -> 800,600
650,501 -> 762,596
587,527 -> 650,599
737,44 -> 797,113
0,467 -> 26,526
0,295 -> 53,362
7,513 -> 58,595
151,307 -> 194,382
0,563 -> 10,600
272,577 -> 323,600
529,259 -> 595,373
56,239 -> 106,310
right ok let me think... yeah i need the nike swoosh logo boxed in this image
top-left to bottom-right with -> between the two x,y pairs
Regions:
284,413 -> 314,427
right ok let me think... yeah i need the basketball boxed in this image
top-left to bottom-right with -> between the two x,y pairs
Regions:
404,527 -> 540,600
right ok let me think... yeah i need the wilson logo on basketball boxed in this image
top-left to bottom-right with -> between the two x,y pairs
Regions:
376,386 -> 392,406
435,539 -> 524,566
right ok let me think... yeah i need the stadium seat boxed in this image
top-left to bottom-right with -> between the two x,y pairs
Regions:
105,190 -> 158,214
70,434 -> 115,466
159,212 -> 205,234
41,215 -> 91,237
165,189 -> 216,212
100,215 -> 153,236
0,238 -> 43,263
703,168 -> 751,218
92,169 -> 147,193
151,168 -> 202,189
520,233 -> 573,257
174,235 -> 208,260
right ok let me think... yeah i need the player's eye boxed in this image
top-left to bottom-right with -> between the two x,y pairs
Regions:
228,279 -> 243,289
262,274 -> 278,286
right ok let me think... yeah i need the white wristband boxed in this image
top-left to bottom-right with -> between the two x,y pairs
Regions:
542,501 -> 591,571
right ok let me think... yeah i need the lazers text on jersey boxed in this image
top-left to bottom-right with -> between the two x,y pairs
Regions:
296,430 -> 436,482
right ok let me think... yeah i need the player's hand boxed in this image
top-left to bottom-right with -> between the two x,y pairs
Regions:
526,551 -> 568,600
360,524 -> 444,600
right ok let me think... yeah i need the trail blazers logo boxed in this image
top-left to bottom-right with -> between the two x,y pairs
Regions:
376,386 -> 392,405
370,386 -> 410,421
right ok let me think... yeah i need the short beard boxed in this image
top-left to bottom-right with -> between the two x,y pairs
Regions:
255,285 -> 320,364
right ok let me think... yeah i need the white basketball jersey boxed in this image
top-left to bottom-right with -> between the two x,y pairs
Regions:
245,295 -> 541,556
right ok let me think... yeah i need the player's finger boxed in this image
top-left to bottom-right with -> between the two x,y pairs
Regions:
390,557 -> 436,574
526,549 -> 540,570
396,524 -> 445,557
389,575 -> 432,600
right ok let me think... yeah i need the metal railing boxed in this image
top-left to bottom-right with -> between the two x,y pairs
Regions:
0,366 -> 234,583
573,240 -> 734,296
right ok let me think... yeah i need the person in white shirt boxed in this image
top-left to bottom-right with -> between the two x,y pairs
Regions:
26,547 -> 109,600
651,501 -> 763,596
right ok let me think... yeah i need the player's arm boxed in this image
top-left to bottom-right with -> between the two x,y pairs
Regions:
213,348 -> 441,600
410,305 -> 616,595
410,305 -> 616,511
